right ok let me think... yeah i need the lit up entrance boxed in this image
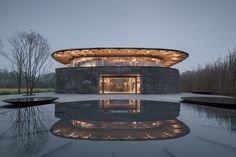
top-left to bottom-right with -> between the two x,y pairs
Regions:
99,75 -> 140,94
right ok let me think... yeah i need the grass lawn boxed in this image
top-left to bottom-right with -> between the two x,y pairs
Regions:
0,88 -> 55,95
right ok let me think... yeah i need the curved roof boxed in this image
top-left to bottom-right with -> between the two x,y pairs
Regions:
52,47 -> 188,67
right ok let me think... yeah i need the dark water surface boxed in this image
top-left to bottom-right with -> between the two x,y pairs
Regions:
0,99 -> 236,157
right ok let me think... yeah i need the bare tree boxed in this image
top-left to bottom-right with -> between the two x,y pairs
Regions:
0,38 -> 24,94
17,31 -> 50,95
10,35 -> 25,94
1,31 -> 51,95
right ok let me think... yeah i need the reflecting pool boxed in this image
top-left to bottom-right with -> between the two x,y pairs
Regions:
0,99 -> 236,157
51,100 -> 189,140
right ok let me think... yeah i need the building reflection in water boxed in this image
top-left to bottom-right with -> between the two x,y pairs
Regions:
100,99 -> 141,113
50,100 -> 190,140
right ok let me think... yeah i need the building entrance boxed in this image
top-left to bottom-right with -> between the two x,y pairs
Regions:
99,75 -> 140,94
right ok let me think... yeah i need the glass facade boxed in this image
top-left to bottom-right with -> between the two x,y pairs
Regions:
99,75 -> 141,94
70,57 -> 163,67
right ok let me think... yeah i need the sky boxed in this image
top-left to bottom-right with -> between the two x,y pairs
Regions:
0,0 -> 236,73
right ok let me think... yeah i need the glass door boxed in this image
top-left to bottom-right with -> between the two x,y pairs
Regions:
99,75 -> 140,94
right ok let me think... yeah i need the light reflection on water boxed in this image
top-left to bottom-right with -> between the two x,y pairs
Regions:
51,100 -> 190,140
0,99 -> 236,157
181,103 -> 236,133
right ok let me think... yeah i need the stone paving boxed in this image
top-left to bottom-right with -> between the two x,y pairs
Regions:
0,92 -> 231,108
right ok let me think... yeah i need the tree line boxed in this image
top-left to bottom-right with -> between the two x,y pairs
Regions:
0,69 -> 55,88
180,50 -> 236,96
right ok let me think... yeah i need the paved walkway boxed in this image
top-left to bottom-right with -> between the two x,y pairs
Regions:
0,92 -> 232,114
0,92 -> 230,106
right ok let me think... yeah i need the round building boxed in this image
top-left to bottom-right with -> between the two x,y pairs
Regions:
52,47 -> 188,94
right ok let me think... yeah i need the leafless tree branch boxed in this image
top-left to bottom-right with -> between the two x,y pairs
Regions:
0,31 -> 51,95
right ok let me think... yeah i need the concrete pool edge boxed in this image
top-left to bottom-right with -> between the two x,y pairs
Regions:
0,92 -> 232,107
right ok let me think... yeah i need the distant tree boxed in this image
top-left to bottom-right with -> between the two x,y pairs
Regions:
180,49 -> 236,96
0,69 -> 55,89
36,72 -> 55,88
0,31 -> 51,95
0,69 -> 17,88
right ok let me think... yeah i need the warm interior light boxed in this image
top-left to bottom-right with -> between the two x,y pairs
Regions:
99,99 -> 141,113
51,118 -> 190,140
52,48 -> 188,67
99,75 -> 141,94
71,120 -> 162,129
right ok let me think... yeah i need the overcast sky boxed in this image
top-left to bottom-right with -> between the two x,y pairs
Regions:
0,0 -> 236,73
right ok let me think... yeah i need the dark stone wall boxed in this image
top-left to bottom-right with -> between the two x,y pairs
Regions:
55,66 -> 180,94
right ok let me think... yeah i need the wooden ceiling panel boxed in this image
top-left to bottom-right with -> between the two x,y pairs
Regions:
52,48 -> 188,67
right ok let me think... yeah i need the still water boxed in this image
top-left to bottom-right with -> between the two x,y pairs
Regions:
0,99 -> 236,157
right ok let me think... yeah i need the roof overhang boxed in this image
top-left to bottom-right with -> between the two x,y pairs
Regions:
52,47 -> 188,67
